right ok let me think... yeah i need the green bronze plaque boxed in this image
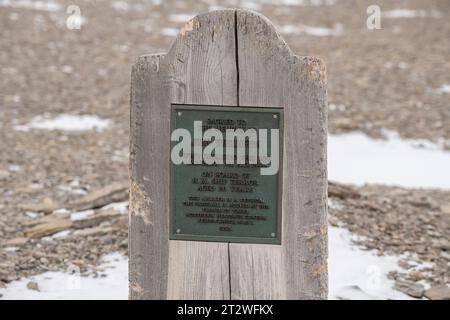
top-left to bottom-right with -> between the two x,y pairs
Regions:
170,104 -> 283,244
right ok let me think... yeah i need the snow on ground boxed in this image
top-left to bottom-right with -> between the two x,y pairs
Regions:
2,131 -> 446,299
329,131 -> 450,189
161,27 -> 179,37
0,0 -> 61,12
70,210 -> 95,221
205,0 -> 336,11
168,13 -> 196,23
14,114 -> 112,132
328,226 -> 414,300
101,201 -> 129,215
0,226 -> 419,300
211,0 -> 337,7
0,253 -> 128,300
111,1 -> 130,12
263,0 -> 337,6
383,9 -> 441,19
278,23 -> 343,36
435,84 -> 450,94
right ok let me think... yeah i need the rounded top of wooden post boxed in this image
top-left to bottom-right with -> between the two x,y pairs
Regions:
168,9 -> 290,54
164,9 -> 325,86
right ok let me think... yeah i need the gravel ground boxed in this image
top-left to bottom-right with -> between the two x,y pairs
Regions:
329,183 -> 450,288
1,0 -> 449,298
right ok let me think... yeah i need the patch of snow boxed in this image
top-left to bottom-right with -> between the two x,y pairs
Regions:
435,84 -> 450,94
328,226 -> 414,300
383,9 -> 441,19
380,129 -> 446,150
111,149 -> 128,162
279,23 -> 342,36
208,5 -> 225,11
110,1 -> 145,12
0,0 -> 61,12
204,0 -> 320,10
70,210 -> 94,221
53,208 -> 70,215
161,27 -> 179,37
329,103 -> 346,111
329,132 -> 450,189
111,1 -> 129,11
240,0 -> 336,6
58,186 -> 86,195
0,227 -> 417,300
168,13 -> 196,23
42,230 -> 71,241
8,164 -> 21,172
53,230 -> 71,238
240,1 -> 262,10
101,201 -> 128,215
328,198 -> 343,211
14,114 -> 112,132
25,212 -> 41,219
58,181 -> 87,195
4,247 -> 19,252
0,253 -> 127,300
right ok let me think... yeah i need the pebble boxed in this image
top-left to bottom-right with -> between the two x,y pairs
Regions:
26,281 -> 40,292
424,285 -> 450,300
394,279 -> 425,298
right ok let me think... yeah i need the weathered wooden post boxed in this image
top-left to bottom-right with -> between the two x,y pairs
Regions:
129,9 -> 327,299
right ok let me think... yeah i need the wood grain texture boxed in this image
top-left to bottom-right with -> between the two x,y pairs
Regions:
130,10 -> 237,299
130,53 -> 169,299
229,10 -> 328,299
130,9 -> 327,300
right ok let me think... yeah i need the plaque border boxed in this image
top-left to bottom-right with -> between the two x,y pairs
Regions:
169,104 -> 284,245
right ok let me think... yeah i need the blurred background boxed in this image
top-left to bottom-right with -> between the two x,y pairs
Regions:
0,0 -> 449,299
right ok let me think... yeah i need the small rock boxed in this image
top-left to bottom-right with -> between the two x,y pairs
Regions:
328,215 -> 341,227
394,279 -> 425,298
27,281 -> 40,292
333,118 -> 358,131
398,259 -> 412,269
424,285 -> 450,300
0,281 -> 6,288
71,259 -> 84,267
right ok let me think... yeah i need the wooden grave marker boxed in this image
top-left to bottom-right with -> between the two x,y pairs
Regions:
129,9 -> 328,300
